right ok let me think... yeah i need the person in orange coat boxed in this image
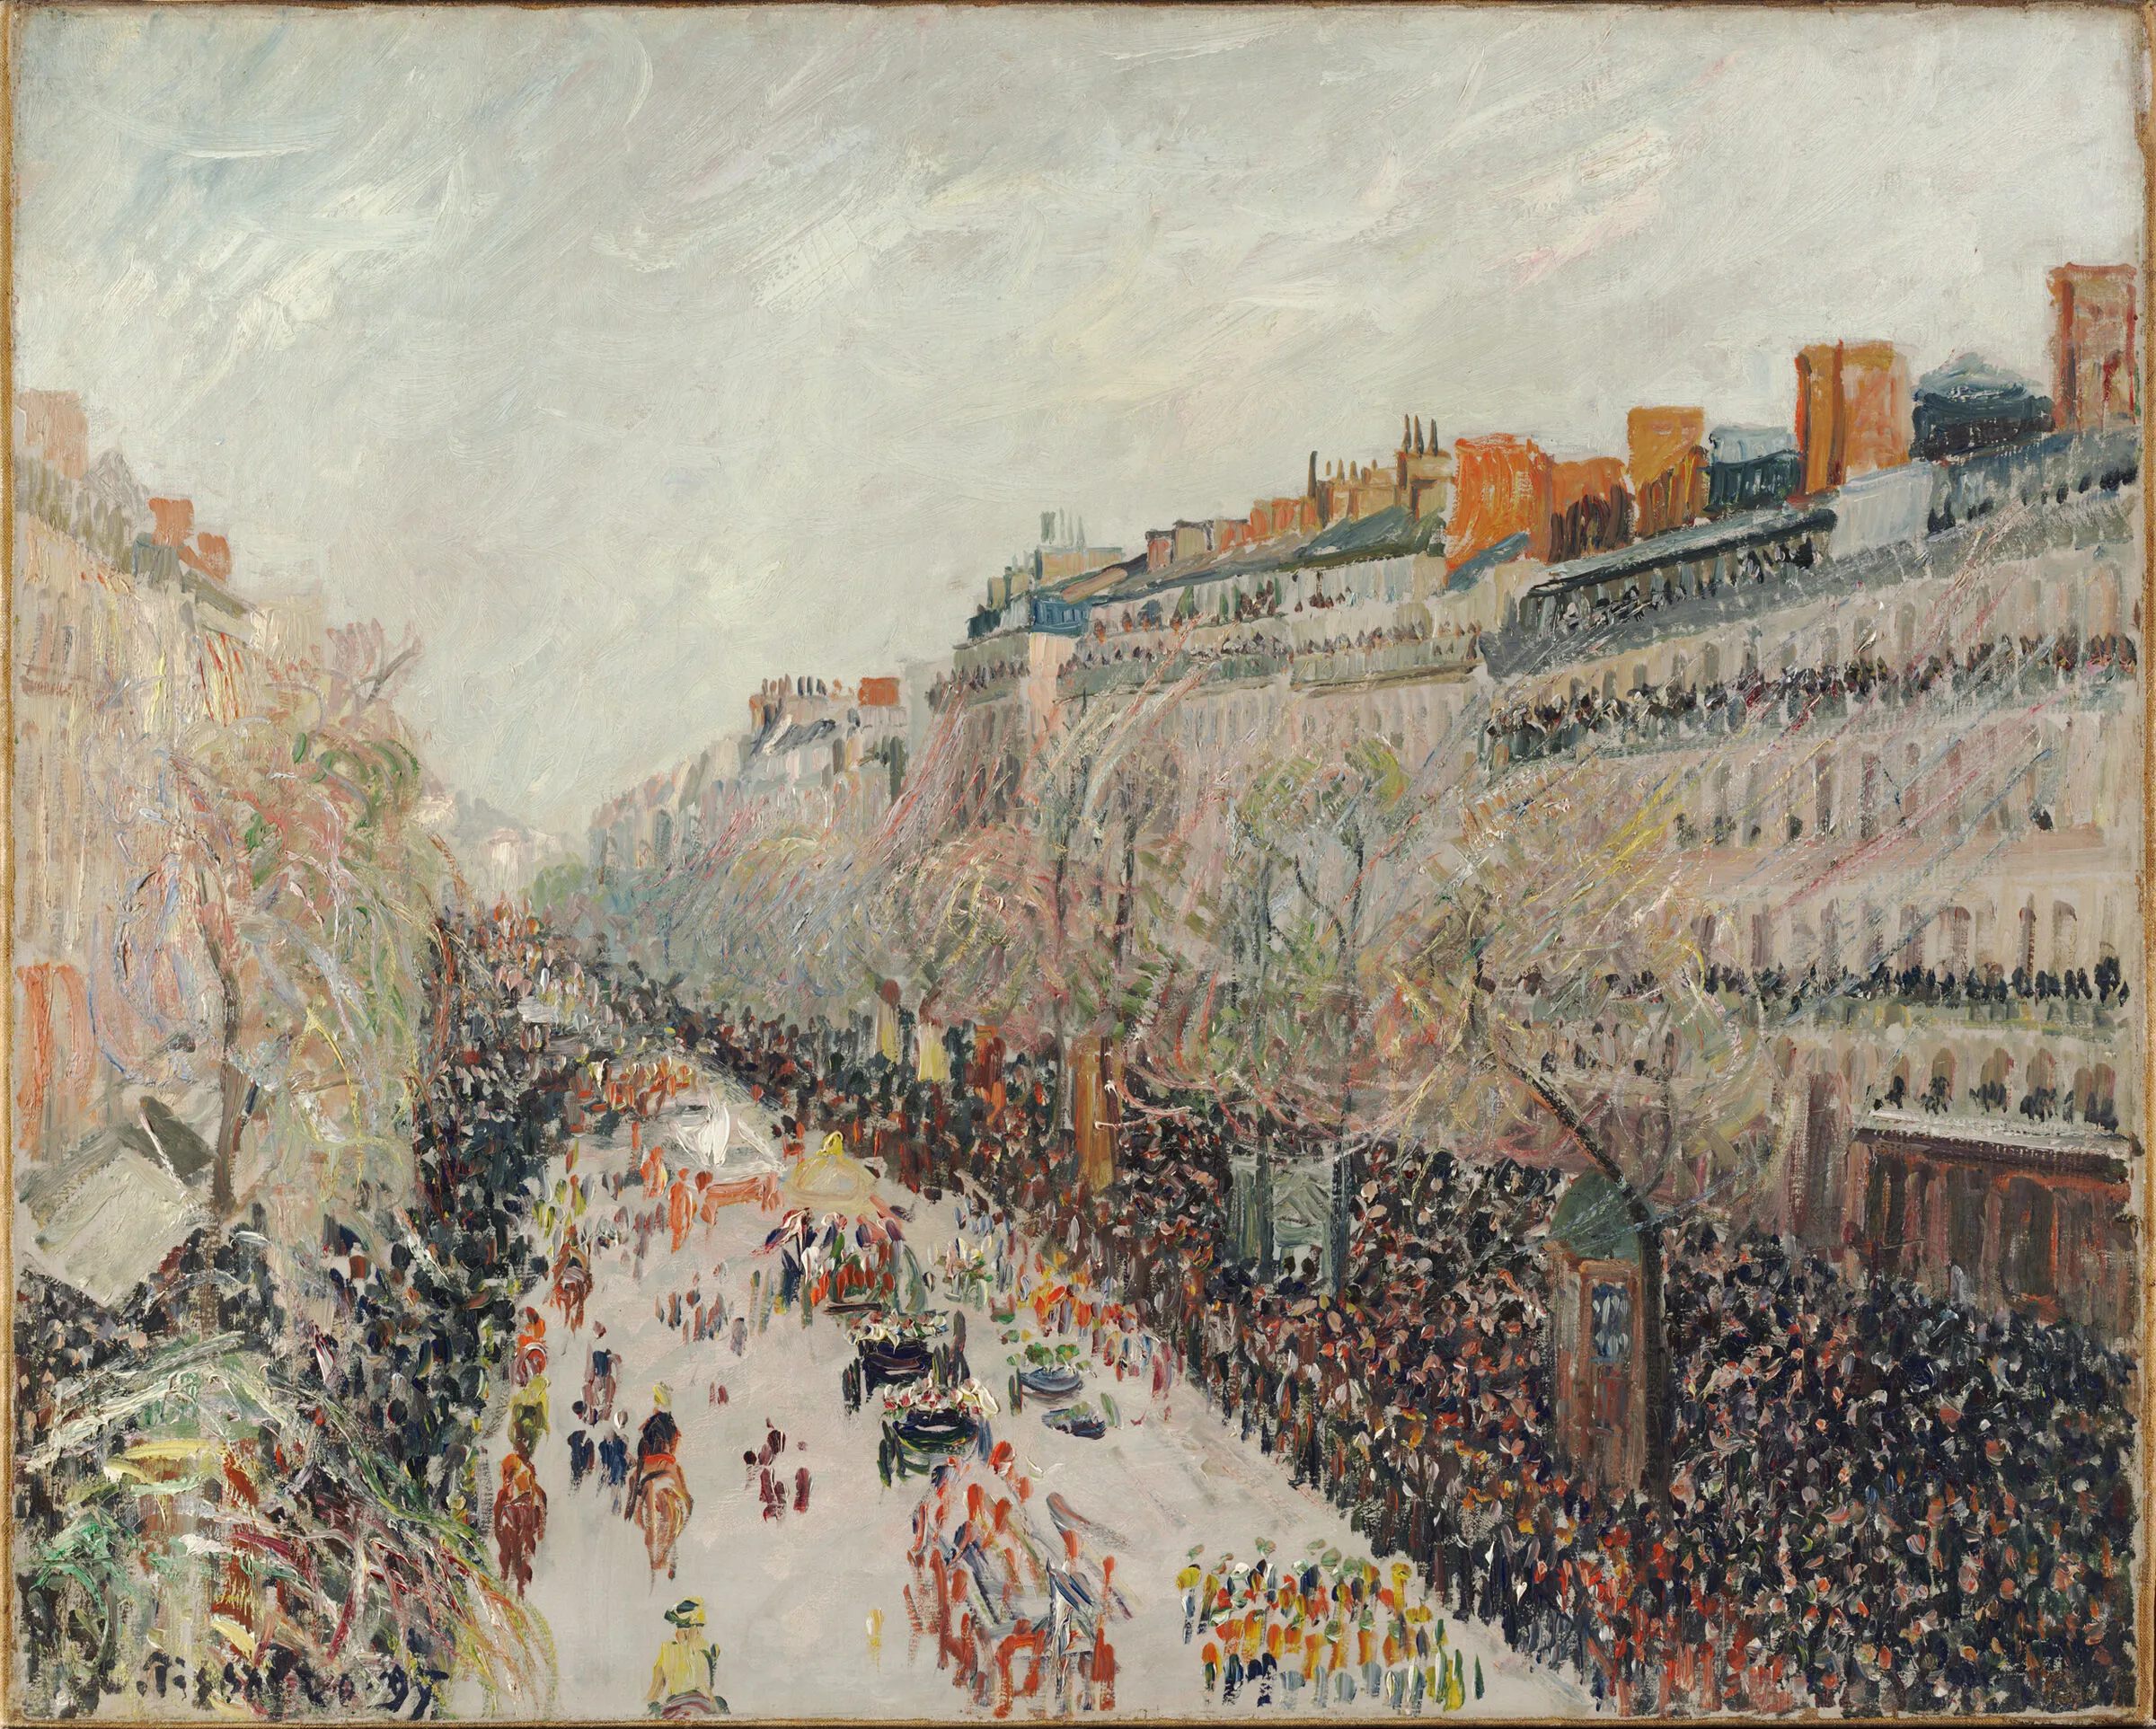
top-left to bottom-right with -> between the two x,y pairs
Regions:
493,1452 -> 548,1599
668,1170 -> 694,1254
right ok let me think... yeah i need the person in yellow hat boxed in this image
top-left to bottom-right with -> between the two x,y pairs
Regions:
648,1597 -> 724,1717
1177,1555 -> 1204,1643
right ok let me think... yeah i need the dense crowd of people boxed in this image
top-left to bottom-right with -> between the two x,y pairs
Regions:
693,999 -> 2139,1717
11,906 -> 682,1717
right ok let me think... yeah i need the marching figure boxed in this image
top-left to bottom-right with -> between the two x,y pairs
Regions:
647,1597 -> 726,1718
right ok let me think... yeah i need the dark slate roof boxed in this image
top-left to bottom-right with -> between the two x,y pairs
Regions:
1707,425 -> 1798,465
1526,502 -> 1834,598
763,718 -> 837,759
1445,531 -> 1531,593
1083,506 -> 1440,608
1915,351 -> 2046,407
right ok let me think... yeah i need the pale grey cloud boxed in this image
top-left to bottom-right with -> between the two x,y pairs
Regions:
15,4 -> 2143,834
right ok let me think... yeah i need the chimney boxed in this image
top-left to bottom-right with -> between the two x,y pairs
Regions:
148,497 -> 194,547
181,532 -> 233,584
1308,450 -> 1319,499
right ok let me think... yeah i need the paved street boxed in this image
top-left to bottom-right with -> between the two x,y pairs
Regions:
484,1071 -> 1589,1719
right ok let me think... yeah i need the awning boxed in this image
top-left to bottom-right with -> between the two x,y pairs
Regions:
1855,1109 -> 2131,1185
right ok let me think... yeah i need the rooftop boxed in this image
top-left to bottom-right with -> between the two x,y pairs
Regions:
1524,501 -> 1834,599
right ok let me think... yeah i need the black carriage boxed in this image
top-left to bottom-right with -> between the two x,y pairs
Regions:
1007,1362 -> 1084,1413
876,1408 -> 982,1485
843,1336 -> 936,1413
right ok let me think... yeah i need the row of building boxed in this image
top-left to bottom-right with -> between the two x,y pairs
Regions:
11,390 -> 340,1197
589,263 -> 2143,1339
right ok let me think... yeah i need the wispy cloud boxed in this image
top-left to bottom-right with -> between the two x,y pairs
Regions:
16,6 -> 2141,834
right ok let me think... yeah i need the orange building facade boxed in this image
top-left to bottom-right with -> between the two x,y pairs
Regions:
1447,434 -> 1553,569
1547,456 -> 1633,563
1627,405 -> 1708,538
1794,340 -> 1913,494
2049,263 -> 2138,431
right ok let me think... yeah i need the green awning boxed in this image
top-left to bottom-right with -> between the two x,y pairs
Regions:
1546,1169 -> 1642,1262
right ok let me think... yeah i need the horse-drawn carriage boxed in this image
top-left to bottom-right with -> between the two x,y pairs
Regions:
875,1381 -> 996,1486
1005,1342 -> 1085,1414
841,1309 -> 950,1414
1039,1400 -> 1109,1441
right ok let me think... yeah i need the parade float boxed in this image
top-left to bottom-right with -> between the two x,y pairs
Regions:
841,1307 -> 950,1412
877,1379 -> 997,1485
1005,1339 -> 1086,1411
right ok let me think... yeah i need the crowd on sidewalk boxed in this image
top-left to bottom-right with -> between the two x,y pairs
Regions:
685,999 -> 2138,1717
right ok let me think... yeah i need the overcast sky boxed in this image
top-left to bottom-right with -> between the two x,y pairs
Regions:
16,5 -> 2143,835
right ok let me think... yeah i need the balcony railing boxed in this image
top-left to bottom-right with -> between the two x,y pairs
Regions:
1483,636 -> 2139,772
1704,961 -> 2130,1034
1058,629 -> 1480,702
1290,635 -> 1480,689
1058,646 -> 1290,700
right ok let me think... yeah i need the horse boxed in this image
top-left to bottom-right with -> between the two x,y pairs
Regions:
493,1461 -> 549,1599
630,1458 -> 694,1582
510,1337 -> 548,1392
550,1244 -> 593,1333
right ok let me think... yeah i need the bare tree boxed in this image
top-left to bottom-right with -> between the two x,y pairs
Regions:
1399,758 -> 1788,1501
99,625 -> 445,1222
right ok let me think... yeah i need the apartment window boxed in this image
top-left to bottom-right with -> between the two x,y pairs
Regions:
1815,757 -> 1835,834
1898,906 -> 1924,972
1945,906 -> 1973,972
2052,902 -> 2079,973
1821,901 -> 1842,975
1860,755 -> 1881,840
2019,902 -> 2037,974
